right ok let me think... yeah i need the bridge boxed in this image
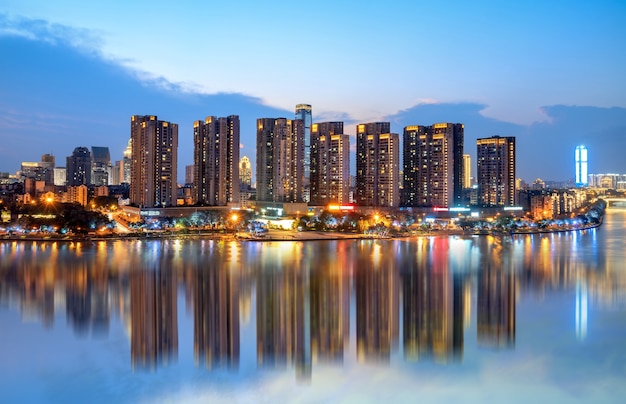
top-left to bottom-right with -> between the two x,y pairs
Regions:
602,198 -> 626,209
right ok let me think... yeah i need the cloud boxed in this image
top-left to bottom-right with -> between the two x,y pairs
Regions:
385,102 -> 626,181
2,14 -> 625,183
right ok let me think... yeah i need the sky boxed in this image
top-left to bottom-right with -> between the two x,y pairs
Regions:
1,0 -> 625,182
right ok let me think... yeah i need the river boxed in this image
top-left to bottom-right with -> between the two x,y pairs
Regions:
1,210 -> 625,403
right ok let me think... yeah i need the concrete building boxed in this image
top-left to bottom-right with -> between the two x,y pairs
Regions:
193,115 -> 240,206
402,123 -> 464,207
356,122 -> 400,208
130,115 -> 178,208
91,146 -> 111,186
295,104 -> 312,192
310,122 -> 350,206
256,118 -> 305,203
66,146 -> 92,186
476,136 -> 516,207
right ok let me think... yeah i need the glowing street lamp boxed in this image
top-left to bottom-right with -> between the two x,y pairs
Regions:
231,213 -> 239,236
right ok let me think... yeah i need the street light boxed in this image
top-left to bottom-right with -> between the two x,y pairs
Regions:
231,213 -> 239,237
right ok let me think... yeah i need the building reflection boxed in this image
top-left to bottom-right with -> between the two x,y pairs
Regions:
255,242 -> 311,380
130,268 -> 178,370
401,237 -> 466,363
356,242 -> 399,362
193,262 -> 240,370
477,258 -> 516,348
309,242 -> 351,364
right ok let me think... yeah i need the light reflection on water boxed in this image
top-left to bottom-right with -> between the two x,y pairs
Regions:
1,211 -> 626,402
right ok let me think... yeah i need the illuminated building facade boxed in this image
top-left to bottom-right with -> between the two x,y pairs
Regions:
476,136 -> 516,207
402,123 -> 464,207
239,156 -> 252,188
66,146 -> 92,186
310,122 -> 350,205
295,104 -> 312,192
91,146 -> 111,186
356,122 -> 400,207
130,115 -> 178,207
193,115 -> 240,206
463,154 -> 471,188
256,118 -> 305,203
575,145 -> 588,187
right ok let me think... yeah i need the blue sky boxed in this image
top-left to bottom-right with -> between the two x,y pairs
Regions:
1,0 -> 625,182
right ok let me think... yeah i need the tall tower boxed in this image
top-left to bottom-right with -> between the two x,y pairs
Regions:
193,115 -> 240,206
66,146 -> 92,186
310,122 -> 350,205
130,115 -> 178,208
256,118 -> 305,203
575,145 -> 588,187
356,122 -> 400,207
295,104 -> 312,191
463,154 -> 472,188
239,156 -> 252,189
121,139 -> 132,184
91,146 -> 111,186
402,123 -> 464,207
476,136 -> 516,207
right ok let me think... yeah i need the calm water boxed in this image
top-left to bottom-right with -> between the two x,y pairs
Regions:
1,211 -> 626,403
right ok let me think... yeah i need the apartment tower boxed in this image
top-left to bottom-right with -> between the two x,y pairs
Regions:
402,123 -> 464,207
310,122 -> 350,205
355,122 -> 400,207
256,118 -> 305,203
193,115 -> 240,206
476,136 -> 516,206
130,115 -> 178,207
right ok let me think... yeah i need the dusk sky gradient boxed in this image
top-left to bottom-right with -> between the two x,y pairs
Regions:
1,0 -> 625,182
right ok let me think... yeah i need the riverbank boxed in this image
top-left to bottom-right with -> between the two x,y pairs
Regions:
0,220 -> 603,243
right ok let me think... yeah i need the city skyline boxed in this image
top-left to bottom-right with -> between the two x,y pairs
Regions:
1,3 -> 625,182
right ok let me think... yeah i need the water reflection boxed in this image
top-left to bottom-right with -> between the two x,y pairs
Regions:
1,212 -> 626,383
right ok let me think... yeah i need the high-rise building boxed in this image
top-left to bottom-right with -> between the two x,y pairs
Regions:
185,164 -> 194,186
463,154 -> 472,188
256,118 -> 305,203
130,115 -> 178,208
239,156 -> 252,188
66,146 -> 92,186
356,122 -> 400,207
91,146 -> 111,186
310,122 -> 350,205
53,167 -> 67,186
295,104 -> 312,191
402,123 -> 464,207
193,115 -> 240,206
476,136 -> 516,207
121,139 -> 132,184
575,145 -> 588,187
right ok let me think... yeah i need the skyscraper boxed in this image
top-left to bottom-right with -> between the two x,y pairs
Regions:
575,145 -> 588,187
402,123 -> 464,207
91,146 -> 111,186
295,104 -> 312,190
256,118 -> 305,203
130,115 -> 178,208
66,146 -> 92,186
310,122 -> 350,205
463,154 -> 472,188
193,115 -> 240,206
476,136 -> 516,207
239,156 -> 252,188
356,122 -> 400,207
121,139 -> 132,184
